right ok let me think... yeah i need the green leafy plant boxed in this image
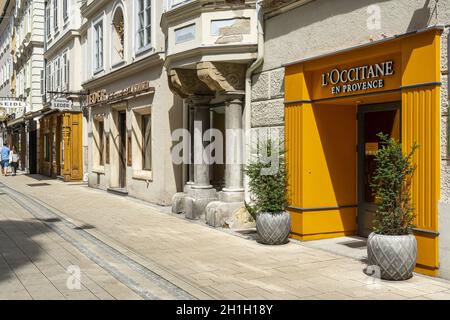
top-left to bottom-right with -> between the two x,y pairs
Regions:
370,133 -> 418,235
244,139 -> 287,218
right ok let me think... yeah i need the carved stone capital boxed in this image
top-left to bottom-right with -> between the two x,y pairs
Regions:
197,62 -> 246,94
186,95 -> 213,107
263,0 -> 295,9
169,68 -> 212,98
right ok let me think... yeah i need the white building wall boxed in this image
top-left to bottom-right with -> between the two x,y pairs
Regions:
14,0 -> 45,113
30,47 -> 44,111
0,7 -> 14,98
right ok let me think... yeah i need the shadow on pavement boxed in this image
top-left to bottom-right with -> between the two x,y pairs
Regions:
24,174 -> 55,182
0,219 -> 50,284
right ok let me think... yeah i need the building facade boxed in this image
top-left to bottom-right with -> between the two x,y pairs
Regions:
81,0 -> 183,205
0,0 -> 17,147
250,0 -> 450,278
0,0 -> 14,100
2,0 -> 450,281
163,0 -> 259,225
7,0 -> 45,174
40,0 -> 84,181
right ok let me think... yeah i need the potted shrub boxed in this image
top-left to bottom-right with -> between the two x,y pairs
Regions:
244,139 -> 290,245
367,133 -> 419,281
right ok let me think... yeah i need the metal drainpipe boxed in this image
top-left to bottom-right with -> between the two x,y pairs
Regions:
243,0 -> 265,202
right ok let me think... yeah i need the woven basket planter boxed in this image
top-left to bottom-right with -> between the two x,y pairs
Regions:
256,211 -> 291,245
367,232 -> 417,281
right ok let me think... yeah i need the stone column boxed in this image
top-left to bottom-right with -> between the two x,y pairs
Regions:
192,103 -> 212,189
183,103 -> 195,193
221,95 -> 244,203
184,96 -> 217,219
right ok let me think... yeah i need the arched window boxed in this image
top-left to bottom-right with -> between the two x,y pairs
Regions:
112,5 -> 125,66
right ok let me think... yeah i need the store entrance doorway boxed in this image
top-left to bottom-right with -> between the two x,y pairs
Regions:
357,102 -> 401,237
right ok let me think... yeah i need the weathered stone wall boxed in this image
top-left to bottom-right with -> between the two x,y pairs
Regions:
250,68 -> 285,154
439,27 -> 450,280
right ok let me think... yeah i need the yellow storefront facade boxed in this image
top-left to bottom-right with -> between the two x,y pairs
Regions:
284,27 -> 442,276
39,111 -> 83,181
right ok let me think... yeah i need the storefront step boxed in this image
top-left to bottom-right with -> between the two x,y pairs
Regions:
107,188 -> 129,197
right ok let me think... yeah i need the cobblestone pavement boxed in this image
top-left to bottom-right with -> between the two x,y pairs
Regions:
1,174 -> 450,300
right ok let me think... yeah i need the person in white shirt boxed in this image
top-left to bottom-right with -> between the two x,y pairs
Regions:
9,146 -> 19,176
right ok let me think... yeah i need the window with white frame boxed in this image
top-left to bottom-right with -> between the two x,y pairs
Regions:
63,0 -> 68,22
49,61 -> 54,94
46,63 -> 51,95
94,19 -> 104,71
55,57 -> 61,90
142,114 -> 152,171
7,59 -> 11,80
94,119 -> 105,166
46,1 -> 51,39
40,70 -> 45,96
62,51 -> 69,90
23,64 -> 28,90
54,0 -> 58,32
27,5 -> 31,35
136,0 -> 151,51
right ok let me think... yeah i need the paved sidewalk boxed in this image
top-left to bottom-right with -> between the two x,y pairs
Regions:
2,174 -> 450,300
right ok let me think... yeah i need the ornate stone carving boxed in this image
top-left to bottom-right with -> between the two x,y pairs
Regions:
263,0 -> 296,9
197,62 -> 246,93
169,68 -> 212,98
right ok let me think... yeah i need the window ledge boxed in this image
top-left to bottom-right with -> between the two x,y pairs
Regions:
132,170 -> 153,182
92,167 -> 105,174
111,60 -> 126,69
135,45 -> 153,57
93,67 -> 104,75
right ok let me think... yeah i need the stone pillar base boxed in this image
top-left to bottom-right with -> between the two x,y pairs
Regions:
184,182 -> 195,193
219,189 -> 245,203
184,188 -> 218,220
205,201 -> 243,228
171,183 -> 196,214
171,192 -> 187,214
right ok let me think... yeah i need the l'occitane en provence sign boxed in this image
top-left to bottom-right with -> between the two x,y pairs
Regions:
321,60 -> 395,95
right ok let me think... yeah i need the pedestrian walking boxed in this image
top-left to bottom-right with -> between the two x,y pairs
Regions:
9,146 -> 19,176
1,143 -> 10,176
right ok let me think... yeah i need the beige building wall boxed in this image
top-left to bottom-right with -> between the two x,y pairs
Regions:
82,0 -> 183,205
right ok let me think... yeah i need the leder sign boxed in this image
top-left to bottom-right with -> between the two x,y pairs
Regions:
86,81 -> 153,107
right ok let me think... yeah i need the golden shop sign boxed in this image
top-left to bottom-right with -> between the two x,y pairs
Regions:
320,60 -> 396,96
86,81 -> 152,106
